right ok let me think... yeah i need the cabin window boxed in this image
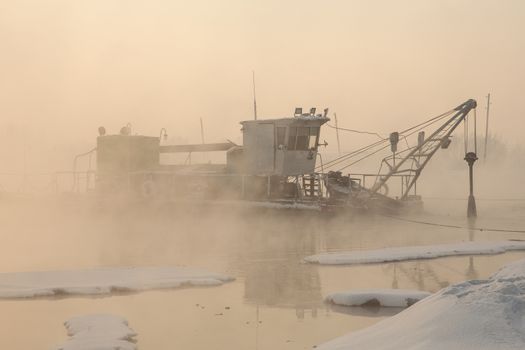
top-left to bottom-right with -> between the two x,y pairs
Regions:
296,127 -> 310,150
287,126 -> 319,150
276,127 -> 286,148
309,127 -> 320,149
288,127 -> 297,150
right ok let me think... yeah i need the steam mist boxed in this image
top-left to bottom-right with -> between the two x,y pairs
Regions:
1,1 -> 525,178
1,1 -> 525,350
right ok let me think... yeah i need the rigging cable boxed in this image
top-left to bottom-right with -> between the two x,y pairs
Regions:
339,144 -> 418,172
474,108 -> 478,154
325,123 -> 384,140
464,111 -> 469,154
337,143 -> 394,171
398,108 -> 456,136
319,108 -> 456,172
330,111 -> 452,172
317,137 -> 389,170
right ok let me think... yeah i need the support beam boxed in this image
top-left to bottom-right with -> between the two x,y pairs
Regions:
159,142 -> 236,153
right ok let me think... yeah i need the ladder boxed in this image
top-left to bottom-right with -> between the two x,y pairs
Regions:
302,174 -> 321,197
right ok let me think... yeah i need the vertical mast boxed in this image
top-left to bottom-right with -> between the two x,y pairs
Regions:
334,113 -> 341,155
252,71 -> 258,120
200,118 -> 207,162
199,118 -> 205,144
483,93 -> 491,161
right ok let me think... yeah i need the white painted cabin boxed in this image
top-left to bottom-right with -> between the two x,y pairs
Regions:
227,109 -> 329,176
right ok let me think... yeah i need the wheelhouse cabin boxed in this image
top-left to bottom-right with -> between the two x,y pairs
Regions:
229,108 -> 329,176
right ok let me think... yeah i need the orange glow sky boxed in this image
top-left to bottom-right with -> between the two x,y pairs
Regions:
1,0 -> 524,170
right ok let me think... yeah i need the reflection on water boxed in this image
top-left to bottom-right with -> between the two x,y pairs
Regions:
238,218 -> 322,317
385,262 -> 450,291
466,219 -> 480,280
0,197 -> 524,349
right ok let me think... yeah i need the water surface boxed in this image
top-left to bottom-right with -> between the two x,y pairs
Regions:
0,196 -> 523,349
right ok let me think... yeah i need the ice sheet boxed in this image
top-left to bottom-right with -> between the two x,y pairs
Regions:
305,240 -> 525,265
55,314 -> 137,350
0,266 -> 233,298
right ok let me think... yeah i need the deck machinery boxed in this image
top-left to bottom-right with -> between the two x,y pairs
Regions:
88,100 -> 478,213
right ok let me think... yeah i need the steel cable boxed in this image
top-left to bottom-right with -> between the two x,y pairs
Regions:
381,214 -> 525,234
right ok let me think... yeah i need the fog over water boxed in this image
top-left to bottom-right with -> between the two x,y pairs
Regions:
1,1 -> 525,349
1,197 -> 525,349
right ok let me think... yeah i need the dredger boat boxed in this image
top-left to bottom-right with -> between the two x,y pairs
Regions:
71,100 -> 479,214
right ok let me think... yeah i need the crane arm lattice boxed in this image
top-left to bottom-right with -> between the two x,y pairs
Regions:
370,99 -> 477,200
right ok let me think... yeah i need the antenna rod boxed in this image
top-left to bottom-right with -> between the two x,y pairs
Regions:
200,118 -> 205,144
200,118 -> 207,162
483,93 -> 491,161
252,71 -> 258,120
334,113 -> 341,155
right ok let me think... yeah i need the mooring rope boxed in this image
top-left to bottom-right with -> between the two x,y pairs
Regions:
381,214 -> 525,234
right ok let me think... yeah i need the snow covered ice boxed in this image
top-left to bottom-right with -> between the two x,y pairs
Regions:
325,289 -> 431,308
316,257 -> 525,350
305,240 -> 525,265
0,266 -> 234,299
54,314 -> 137,350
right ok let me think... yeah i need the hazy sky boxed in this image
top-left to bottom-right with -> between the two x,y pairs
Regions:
1,0 -> 524,171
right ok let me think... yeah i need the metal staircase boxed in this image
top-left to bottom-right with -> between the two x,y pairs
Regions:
302,174 -> 321,198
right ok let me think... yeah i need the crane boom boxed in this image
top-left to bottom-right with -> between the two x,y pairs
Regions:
370,99 -> 477,200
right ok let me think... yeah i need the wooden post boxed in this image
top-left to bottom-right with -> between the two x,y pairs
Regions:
483,93 -> 491,161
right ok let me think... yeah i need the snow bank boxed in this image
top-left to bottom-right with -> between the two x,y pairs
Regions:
325,289 -> 431,308
305,240 -> 525,265
316,258 -> 525,350
55,314 -> 136,350
0,266 -> 234,299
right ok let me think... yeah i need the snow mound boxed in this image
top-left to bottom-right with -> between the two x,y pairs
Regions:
0,266 -> 234,299
55,314 -> 136,350
305,240 -> 525,265
316,258 -> 525,350
325,289 -> 431,308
